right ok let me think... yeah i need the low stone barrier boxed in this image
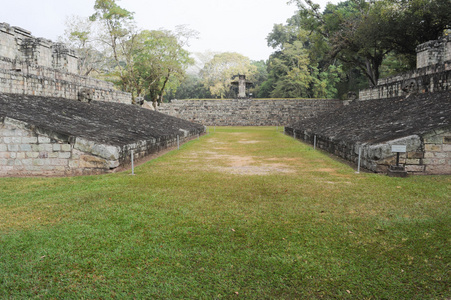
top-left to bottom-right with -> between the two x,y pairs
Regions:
158,98 -> 343,126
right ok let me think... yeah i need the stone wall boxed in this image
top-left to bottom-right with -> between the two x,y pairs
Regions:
359,62 -> 451,101
0,57 -> 131,103
158,98 -> 343,126
285,91 -> 451,175
0,23 -> 77,73
0,116 -> 203,176
0,23 -> 132,104
359,34 -> 451,101
416,33 -> 451,69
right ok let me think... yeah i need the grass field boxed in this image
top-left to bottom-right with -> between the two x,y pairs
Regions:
0,127 -> 450,299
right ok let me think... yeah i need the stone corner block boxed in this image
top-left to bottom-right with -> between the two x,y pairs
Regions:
74,137 -> 121,161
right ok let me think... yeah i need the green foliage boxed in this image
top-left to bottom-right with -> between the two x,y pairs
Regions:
263,29 -> 343,98
167,74 -> 212,100
132,30 -> 193,104
200,52 -> 257,99
290,0 -> 450,87
59,0 -> 195,104
0,127 -> 450,298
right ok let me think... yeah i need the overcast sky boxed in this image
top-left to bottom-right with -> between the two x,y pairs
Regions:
1,0 -> 336,61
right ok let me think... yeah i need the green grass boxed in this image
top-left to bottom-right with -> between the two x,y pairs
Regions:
0,126 -> 450,299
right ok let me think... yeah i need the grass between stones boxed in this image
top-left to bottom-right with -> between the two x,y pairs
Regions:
0,126 -> 450,299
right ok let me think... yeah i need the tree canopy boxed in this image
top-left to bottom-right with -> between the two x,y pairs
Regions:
61,0 -> 196,105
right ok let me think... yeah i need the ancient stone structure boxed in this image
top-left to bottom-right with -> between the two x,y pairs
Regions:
0,94 -> 205,176
286,33 -> 451,175
231,74 -> 253,98
158,98 -> 342,126
286,91 -> 451,175
0,24 -> 205,176
0,23 -> 131,104
359,33 -> 450,101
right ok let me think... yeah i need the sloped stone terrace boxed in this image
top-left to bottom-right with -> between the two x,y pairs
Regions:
0,93 -> 204,146
285,91 -> 451,174
0,93 -> 205,176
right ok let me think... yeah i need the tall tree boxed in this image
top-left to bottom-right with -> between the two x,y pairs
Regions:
90,0 -> 141,101
290,0 -> 450,86
132,30 -> 193,107
200,53 -> 257,99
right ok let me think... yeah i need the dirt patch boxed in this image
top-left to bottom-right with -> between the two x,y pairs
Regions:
214,164 -> 295,175
188,150 -> 294,175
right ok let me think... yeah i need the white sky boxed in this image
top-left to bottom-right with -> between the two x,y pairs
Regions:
0,0 -> 336,61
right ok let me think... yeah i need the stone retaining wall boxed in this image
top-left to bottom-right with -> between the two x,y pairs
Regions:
285,91 -> 451,175
158,98 -> 343,126
0,23 -> 132,104
0,116 -> 203,176
358,62 -> 451,101
359,34 -> 451,101
0,56 -> 131,104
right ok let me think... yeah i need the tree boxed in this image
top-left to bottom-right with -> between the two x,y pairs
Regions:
290,0 -> 450,86
132,30 -> 194,107
90,0 -> 141,101
265,38 -> 342,98
59,15 -> 106,76
200,52 -> 257,99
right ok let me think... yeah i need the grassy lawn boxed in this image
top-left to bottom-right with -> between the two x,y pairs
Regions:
0,126 -> 450,299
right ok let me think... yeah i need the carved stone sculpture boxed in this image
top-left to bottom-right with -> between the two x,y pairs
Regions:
78,88 -> 93,103
402,79 -> 418,94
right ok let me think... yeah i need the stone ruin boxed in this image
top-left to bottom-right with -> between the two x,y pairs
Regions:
231,74 -> 253,99
0,22 -> 131,104
286,34 -> 451,175
359,32 -> 450,101
0,23 -> 205,176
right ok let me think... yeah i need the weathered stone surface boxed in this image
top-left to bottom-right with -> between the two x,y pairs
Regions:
285,91 -> 451,174
0,23 -> 132,104
159,98 -> 343,126
0,93 -> 205,176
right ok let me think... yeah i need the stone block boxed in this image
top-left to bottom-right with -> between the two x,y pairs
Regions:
38,144 -> 53,152
406,159 -> 421,165
7,144 -> 18,152
405,165 -> 425,172
68,160 -> 79,168
407,151 -> 423,159
79,155 -> 108,169
50,159 -> 68,166
33,159 -> 46,166
423,135 -> 444,144
38,136 -> 51,143
434,152 -> 448,158
26,152 -> 39,158
58,152 -> 71,159
11,137 -> 21,144
0,144 -> 6,152
22,137 -> 38,143
426,164 -> 451,175
16,152 -> 25,159
61,144 -> 71,152
53,144 -> 61,151
19,144 -> 32,151
0,152 -> 9,158
423,158 -> 446,165
424,144 -> 442,151
443,144 -> 451,152
22,159 -> 33,166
